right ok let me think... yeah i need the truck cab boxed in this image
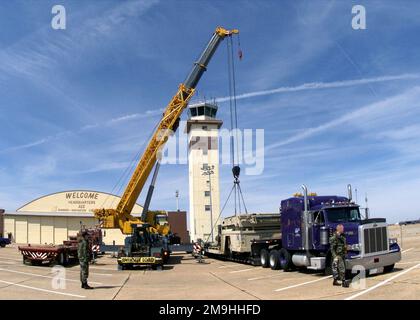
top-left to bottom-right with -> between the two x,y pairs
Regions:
278,185 -> 401,274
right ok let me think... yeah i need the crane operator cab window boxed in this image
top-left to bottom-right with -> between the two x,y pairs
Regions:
132,226 -> 151,245
136,230 -> 148,244
155,215 -> 168,226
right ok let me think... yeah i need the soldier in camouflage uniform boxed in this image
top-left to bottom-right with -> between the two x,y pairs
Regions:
78,230 -> 93,289
329,224 -> 349,287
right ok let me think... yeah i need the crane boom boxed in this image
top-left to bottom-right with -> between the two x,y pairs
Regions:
94,27 -> 239,234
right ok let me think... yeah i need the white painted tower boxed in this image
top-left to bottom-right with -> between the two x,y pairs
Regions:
185,102 -> 222,242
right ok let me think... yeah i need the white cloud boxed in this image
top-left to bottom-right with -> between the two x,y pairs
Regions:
265,86 -> 420,150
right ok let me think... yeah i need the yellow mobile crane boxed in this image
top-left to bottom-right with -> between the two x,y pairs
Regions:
94,27 -> 239,269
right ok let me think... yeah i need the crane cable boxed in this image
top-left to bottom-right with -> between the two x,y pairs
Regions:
201,36 -> 247,245
226,35 -> 248,216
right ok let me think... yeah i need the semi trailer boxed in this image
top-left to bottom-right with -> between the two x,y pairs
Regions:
18,227 -> 102,266
204,185 -> 401,275
205,213 -> 281,265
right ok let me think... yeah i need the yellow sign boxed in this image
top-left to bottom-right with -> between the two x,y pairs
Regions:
119,257 -> 157,264
17,190 -> 143,214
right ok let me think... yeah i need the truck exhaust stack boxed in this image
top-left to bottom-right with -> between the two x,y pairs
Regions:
347,184 -> 352,202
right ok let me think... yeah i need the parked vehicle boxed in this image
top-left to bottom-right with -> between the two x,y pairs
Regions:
0,236 -> 11,248
18,227 -> 102,266
205,185 -> 401,275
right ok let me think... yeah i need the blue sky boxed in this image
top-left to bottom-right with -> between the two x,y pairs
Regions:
1,0 -> 420,223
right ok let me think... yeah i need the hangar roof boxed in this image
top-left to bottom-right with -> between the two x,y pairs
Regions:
15,190 -> 143,215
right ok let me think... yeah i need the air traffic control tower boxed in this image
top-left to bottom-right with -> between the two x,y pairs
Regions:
185,102 -> 222,242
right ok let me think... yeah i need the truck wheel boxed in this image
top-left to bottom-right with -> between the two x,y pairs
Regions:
260,249 -> 269,268
0,243 -> 5,248
279,248 -> 293,271
118,264 -> 126,271
269,250 -> 281,270
383,264 -> 395,273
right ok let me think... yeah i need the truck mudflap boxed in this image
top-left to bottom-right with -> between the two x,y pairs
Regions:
345,251 -> 401,271
118,256 -> 163,265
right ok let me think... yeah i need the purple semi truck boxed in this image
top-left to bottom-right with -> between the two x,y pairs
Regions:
206,185 -> 401,276
260,185 -> 401,275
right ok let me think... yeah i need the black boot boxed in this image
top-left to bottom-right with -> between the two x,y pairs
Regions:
342,280 -> 350,288
333,279 -> 341,286
82,282 -> 93,289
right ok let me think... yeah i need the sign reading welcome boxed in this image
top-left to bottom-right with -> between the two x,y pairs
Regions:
17,190 -> 143,214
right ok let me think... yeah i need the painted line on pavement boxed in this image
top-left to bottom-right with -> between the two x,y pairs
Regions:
0,256 -> 21,262
274,276 -> 332,292
402,248 -> 414,254
345,263 -> 420,300
218,265 -> 238,269
54,269 -> 113,277
0,268 -> 102,285
0,279 -> 86,298
89,265 -> 118,271
15,263 -> 114,277
248,273 -> 286,281
229,268 -> 254,274
396,260 -> 420,265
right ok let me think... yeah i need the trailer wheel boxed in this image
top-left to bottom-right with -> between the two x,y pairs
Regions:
279,248 -> 293,271
59,252 -> 68,266
269,250 -> 281,270
23,256 -> 32,265
260,249 -> 269,268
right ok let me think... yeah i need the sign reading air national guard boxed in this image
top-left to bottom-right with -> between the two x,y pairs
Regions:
17,190 -> 143,214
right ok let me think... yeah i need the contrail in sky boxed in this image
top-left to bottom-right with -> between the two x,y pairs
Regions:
4,74 -> 418,153
190,73 -> 420,106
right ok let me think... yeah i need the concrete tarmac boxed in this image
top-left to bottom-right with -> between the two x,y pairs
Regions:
0,224 -> 418,300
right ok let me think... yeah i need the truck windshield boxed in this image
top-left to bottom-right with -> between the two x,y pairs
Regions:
156,215 -> 168,226
326,207 -> 361,222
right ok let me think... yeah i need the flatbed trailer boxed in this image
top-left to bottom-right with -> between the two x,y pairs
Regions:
19,242 -> 77,266
206,239 -> 282,266
203,213 -> 282,265
18,227 -> 103,266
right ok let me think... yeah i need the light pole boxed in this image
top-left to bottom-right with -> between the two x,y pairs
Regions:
201,164 -> 215,242
175,190 -> 179,211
